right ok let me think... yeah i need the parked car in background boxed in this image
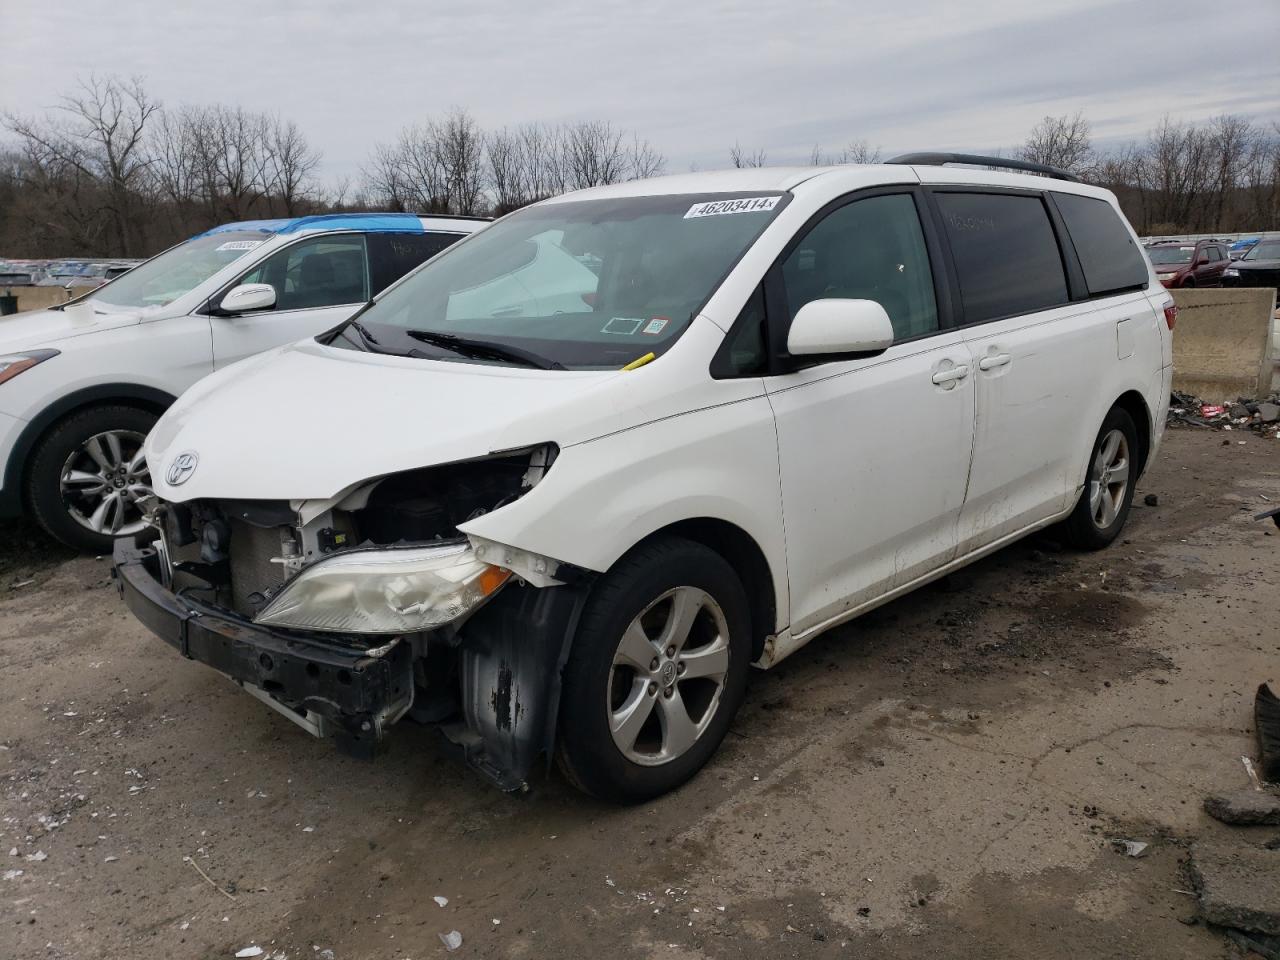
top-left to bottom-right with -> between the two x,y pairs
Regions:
1229,237 -> 1260,260
1145,239 -> 1230,288
0,212 -> 486,551
1222,238 -> 1280,288
116,155 -> 1172,802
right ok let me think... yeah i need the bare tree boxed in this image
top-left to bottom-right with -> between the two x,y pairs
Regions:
434,109 -> 486,214
4,74 -> 159,255
810,139 -> 882,165
264,116 -> 320,216
1019,112 -> 1093,175
729,142 -> 768,168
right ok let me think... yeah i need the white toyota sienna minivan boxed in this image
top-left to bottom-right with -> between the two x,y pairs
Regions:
115,154 -> 1176,803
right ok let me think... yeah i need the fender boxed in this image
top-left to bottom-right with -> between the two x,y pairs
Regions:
0,383 -> 177,517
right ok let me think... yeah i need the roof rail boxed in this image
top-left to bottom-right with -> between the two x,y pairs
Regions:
886,152 -> 1081,183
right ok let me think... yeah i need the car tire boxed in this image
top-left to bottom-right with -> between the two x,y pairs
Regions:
1182,277 -> 1195,288
1061,406 -> 1139,551
27,405 -> 158,553
555,536 -> 752,804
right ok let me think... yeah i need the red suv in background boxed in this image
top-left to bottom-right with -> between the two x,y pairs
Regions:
1145,239 -> 1231,288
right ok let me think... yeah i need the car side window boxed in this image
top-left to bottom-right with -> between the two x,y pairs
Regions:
239,235 -> 369,311
367,232 -> 463,295
934,192 -> 1069,323
779,193 -> 938,342
1052,192 -> 1148,295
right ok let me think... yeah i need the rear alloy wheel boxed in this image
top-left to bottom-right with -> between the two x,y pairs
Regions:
1062,406 -> 1138,550
557,537 -> 751,803
27,405 -> 158,553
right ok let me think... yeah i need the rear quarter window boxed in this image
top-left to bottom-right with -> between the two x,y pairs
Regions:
368,232 -> 465,295
1053,193 -> 1149,296
934,192 -> 1069,324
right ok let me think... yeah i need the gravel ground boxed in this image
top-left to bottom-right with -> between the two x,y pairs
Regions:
1,428 -> 1278,960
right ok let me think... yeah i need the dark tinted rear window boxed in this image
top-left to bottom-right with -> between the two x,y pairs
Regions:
1054,193 -> 1149,295
368,232 -> 464,294
935,192 -> 1069,323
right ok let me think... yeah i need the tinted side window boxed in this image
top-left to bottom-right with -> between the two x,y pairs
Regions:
1053,193 -> 1149,296
935,192 -> 1068,323
780,193 -> 938,341
368,232 -> 463,294
241,235 -> 368,310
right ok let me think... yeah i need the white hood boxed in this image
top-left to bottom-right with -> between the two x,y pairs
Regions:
145,338 -> 624,502
0,301 -> 148,352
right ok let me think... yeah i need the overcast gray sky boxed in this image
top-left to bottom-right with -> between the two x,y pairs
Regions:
4,0 -> 1278,183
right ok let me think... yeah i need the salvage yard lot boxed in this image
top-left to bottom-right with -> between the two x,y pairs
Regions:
2,429 -> 1278,960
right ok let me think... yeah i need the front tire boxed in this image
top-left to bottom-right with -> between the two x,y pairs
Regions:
27,405 -> 158,553
556,536 -> 752,803
1061,406 -> 1138,550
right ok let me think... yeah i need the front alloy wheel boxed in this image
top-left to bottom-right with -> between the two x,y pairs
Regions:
557,536 -> 751,803
608,586 -> 731,766
60,429 -> 153,537
27,404 -> 159,553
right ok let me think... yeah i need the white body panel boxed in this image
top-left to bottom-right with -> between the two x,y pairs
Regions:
132,166 -> 1168,670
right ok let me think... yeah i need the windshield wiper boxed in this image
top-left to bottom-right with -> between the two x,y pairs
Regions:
347,318 -> 380,346
404,330 -> 565,370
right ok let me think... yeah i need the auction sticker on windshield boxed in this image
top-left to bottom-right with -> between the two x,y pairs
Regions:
684,196 -> 781,219
215,240 -> 265,252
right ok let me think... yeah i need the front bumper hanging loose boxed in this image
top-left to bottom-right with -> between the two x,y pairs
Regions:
112,538 -> 414,756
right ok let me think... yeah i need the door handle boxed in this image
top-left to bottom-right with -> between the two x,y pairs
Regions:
978,353 -> 1011,371
931,364 -> 970,385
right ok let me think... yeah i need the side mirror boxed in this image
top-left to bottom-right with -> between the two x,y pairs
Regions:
787,298 -> 895,358
218,283 -> 276,315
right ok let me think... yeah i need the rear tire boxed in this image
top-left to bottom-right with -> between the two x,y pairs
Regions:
556,536 -> 751,804
1061,407 -> 1138,551
26,405 -> 158,553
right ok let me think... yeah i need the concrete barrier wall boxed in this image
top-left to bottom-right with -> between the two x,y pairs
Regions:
5,286 -> 77,315
1171,287 -> 1278,402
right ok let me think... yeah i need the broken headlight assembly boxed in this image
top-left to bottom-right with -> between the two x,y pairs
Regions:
253,541 -> 511,634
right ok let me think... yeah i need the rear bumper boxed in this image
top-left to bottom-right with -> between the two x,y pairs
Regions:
112,538 -> 414,754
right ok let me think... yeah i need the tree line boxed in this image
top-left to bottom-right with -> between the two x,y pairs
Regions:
2,76 -> 1278,258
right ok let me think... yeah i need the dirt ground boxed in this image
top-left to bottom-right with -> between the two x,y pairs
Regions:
2,428 -> 1278,960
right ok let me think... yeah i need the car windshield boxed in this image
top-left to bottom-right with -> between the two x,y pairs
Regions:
336,192 -> 789,370
90,231 -> 270,308
1146,246 -> 1195,265
1242,240 -> 1280,261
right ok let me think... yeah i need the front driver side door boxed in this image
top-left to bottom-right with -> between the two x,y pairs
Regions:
209,233 -> 369,368
764,190 -> 975,638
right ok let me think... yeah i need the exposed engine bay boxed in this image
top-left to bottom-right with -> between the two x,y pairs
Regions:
121,443 -> 590,791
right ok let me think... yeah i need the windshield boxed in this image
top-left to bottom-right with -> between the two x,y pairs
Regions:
1242,240 -> 1280,261
336,193 -> 789,370
90,232 -> 269,308
1146,246 -> 1195,265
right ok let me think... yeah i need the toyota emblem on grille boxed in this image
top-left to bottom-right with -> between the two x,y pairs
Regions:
166,451 -> 199,486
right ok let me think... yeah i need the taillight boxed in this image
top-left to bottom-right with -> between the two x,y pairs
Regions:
1163,303 -> 1178,330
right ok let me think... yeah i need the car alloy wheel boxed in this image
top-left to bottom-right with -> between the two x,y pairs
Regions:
59,429 -> 153,536
1089,428 -> 1129,530
607,586 -> 731,766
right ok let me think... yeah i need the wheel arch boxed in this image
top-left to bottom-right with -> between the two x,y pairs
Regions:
1111,389 -> 1153,477
5,383 -> 176,512
623,517 -> 779,663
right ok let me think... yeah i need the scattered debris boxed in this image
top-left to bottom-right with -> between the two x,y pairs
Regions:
3,869 -> 23,880
439,930 -> 463,951
10,578 -> 34,589
433,895 -> 448,908
1189,841 -> 1280,936
24,850 -> 47,862
234,948 -> 264,959
1143,493 -> 1159,507
1110,838 -> 1149,857
1204,790 -> 1280,826
184,855 -> 237,902
1168,390 -> 1280,437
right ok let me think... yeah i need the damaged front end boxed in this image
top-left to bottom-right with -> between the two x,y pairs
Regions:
113,443 -> 590,791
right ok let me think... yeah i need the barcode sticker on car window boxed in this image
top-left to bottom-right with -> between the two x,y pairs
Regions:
216,240 -> 265,252
684,196 -> 781,219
